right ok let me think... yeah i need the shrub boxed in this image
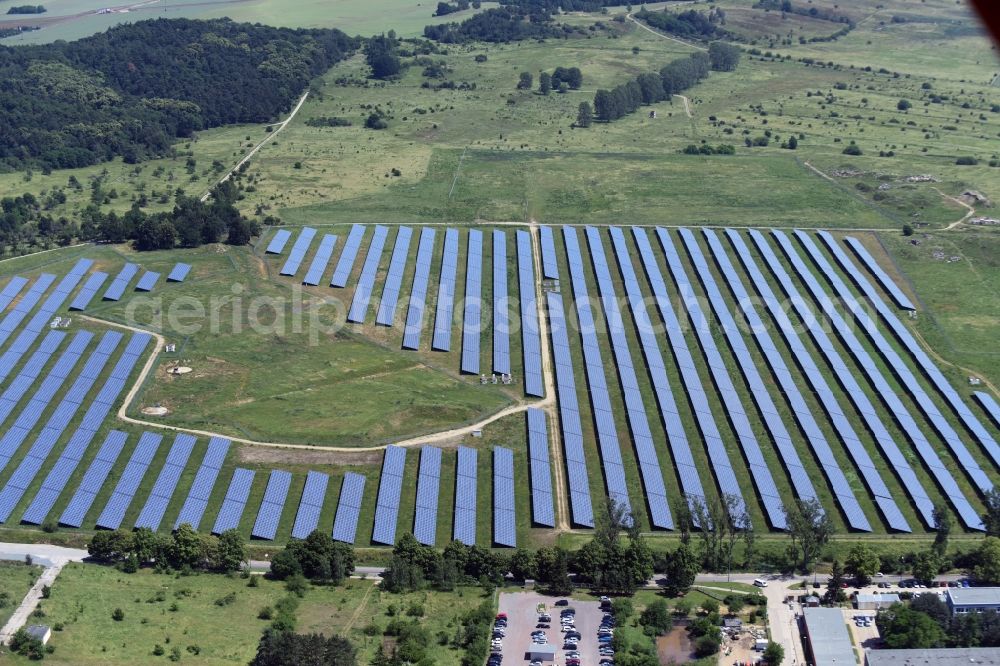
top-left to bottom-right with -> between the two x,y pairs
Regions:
843,143 -> 863,155
955,156 -> 978,165
112,608 -> 125,621
153,644 -> 165,656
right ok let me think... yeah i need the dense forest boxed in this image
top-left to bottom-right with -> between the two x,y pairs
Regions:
423,5 -> 579,42
634,7 -> 731,40
0,19 -> 357,170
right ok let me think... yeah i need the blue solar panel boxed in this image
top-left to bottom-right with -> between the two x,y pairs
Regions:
431,229 -> 460,351
413,446 -> 442,546
134,434 -> 197,530
331,224 -> 366,287
135,271 -> 160,292
453,446 -> 477,544
174,437 -> 230,530
303,234 -> 338,286
975,392 -> 1000,429
842,236 -> 915,310
539,226 -> 559,280
280,227 -> 317,276
402,228 -> 436,350
212,468 -> 255,534
492,231 -> 511,375
461,230 -> 483,374
517,231 -> 544,398
376,226 -> 413,326
103,263 -> 139,301
266,228 -> 292,254
292,470 -> 329,539
348,225 -> 389,323
0,330 -> 64,427
69,272 -> 108,311
0,276 -> 29,312
546,291 -> 594,528
167,263 -> 192,283
493,447 -> 516,547
773,230 -> 988,529
59,431 -> 129,527
526,408 -> 554,527
96,432 -> 163,530
252,470 -> 292,540
585,228 -> 676,529
372,445 -> 405,545
0,274 -> 56,351
332,472 -> 365,544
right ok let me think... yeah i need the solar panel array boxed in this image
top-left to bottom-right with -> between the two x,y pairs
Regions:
22,333 -> 151,525
167,263 -> 192,283
266,228 -> 293,254
774,230 -> 989,528
402,228 -> 436,350
69,272 -> 108,311
347,225 -> 389,323
252,470 -> 292,540
96,432 -> 163,530
461,230 -> 483,374
280,227 -> 317,276
331,224 -> 366,287
516,231 -> 544,397
493,447 -> 516,547
292,471 -> 329,539
741,232 -> 948,530
813,230 -> 1000,470
376,226 -> 413,326
59,431 -> 129,527
842,236 -> 915,310
103,263 -> 139,301
585,227 -> 673,529
0,276 -> 28,312
432,229 -> 460,351
492,230 -> 511,375
213,468 -> 256,534
526,408 -> 555,527
373,445 -> 406,545
332,472 -> 365,543
0,330 -> 64,426
413,446 -> 442,546
546,291 -> 594,528
135,271 -> 160,292
453,446 -> 477,544
0,274 -> 56,352
174,437 -> 231,529
539,226 -> 559,279
303,234 -> 338,286
563,227 -> 634,518
975,392 -> 1000,429
134,434 -> 197,530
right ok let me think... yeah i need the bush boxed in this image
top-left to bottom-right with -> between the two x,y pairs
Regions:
955,156 -> 978,165
695,634 -> 721,657
153,644 -> 165,656
112,608 -> 125,621
258,606 -> 274,620
365,113 -> 388,130
843,144 -> 863,155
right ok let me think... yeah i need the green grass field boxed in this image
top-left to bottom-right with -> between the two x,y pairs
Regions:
0,560 -> 42,629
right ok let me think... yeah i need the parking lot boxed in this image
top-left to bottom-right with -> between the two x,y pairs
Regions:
842,609 -> 881,652
496,592 -> 606,666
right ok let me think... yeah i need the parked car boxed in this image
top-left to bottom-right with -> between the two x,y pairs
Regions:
555,600 -> 569,606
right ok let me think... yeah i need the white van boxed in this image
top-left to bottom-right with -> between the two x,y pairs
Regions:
753,579 -> 768,588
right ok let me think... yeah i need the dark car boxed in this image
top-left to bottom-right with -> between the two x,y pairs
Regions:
555,600 -> 569,606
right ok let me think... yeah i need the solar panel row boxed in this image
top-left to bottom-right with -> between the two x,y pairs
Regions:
739,230 -> 947,530
0,276 -> 29,312
174,437 -> 231,530
303,234 -> 338,286
373,446 -> 406,545
252,470 -> 292,540
539,226 -> 559,280
347,225 -> 389,323
376,226 -> 413,326
0,330 -> 64,427
584,227 -> 673,530
266,228 -> 293,254
461,230 -> 483,374
431,229 -> 460,351
516,231 -> 544,398
332,472 -> 366,544
774,231 -> 988,528
292,470 -> 329,539
812,230 -> 1000,470
492,230 -> 511,375
280,227 -> 317,276
975,392 -> 1000,429
135,271 -> 160,292
103,263 -> 139,301
69,272 -> 109,311
331,224 -> 366,287
96,432 -> 163,530
493,447 -> 516,547
546,292 -> 595,528
402,228 -> 436,350
59,431 -> 129,527
0,274 -> 56,352
167,263 -> 192,283
526,408 -> 555,527
453,446 -> 477,544
134,434 -> 197,530
213,468 -> 256,534
842,236 -> 915,311
413,446 -> 442,546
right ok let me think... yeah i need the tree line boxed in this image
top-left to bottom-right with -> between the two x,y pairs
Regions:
6,5 -> 46,13
635,7 -> 730,40
592,51 -> 710,123
423,5 -> 578,43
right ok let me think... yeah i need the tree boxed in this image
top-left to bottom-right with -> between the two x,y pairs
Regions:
983,488 -> 1000,537
576,102 -> 592,128
877,604 -> 946,648
897,99 -> 912,111
825,559 -> 847,604
902,223 -> 914,237
215,529 -> 248,573
661,542 -> 699,596
250,629 -> 357,666
786,135 -> 798,149
845,544 -> 880,585
912,551 -> 940,585
9,628 -> 43,659
365,35 -> 400,79
842,143 -> 863,156
763,641 -> 784,665
708,42 -> 741,71
517,71 -> 532,90
539,72 -> 551,95
508,549 -> 536,581
170,523 -> 205,569
932,503 -> 952,560
910,593 -> 949,629
227,217 -> 257,245
594,89 -> 615,122
612,598 -> 634,621
973,537 -> 1000,585
784,498 -> 832,572
639,599 -> 671,636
